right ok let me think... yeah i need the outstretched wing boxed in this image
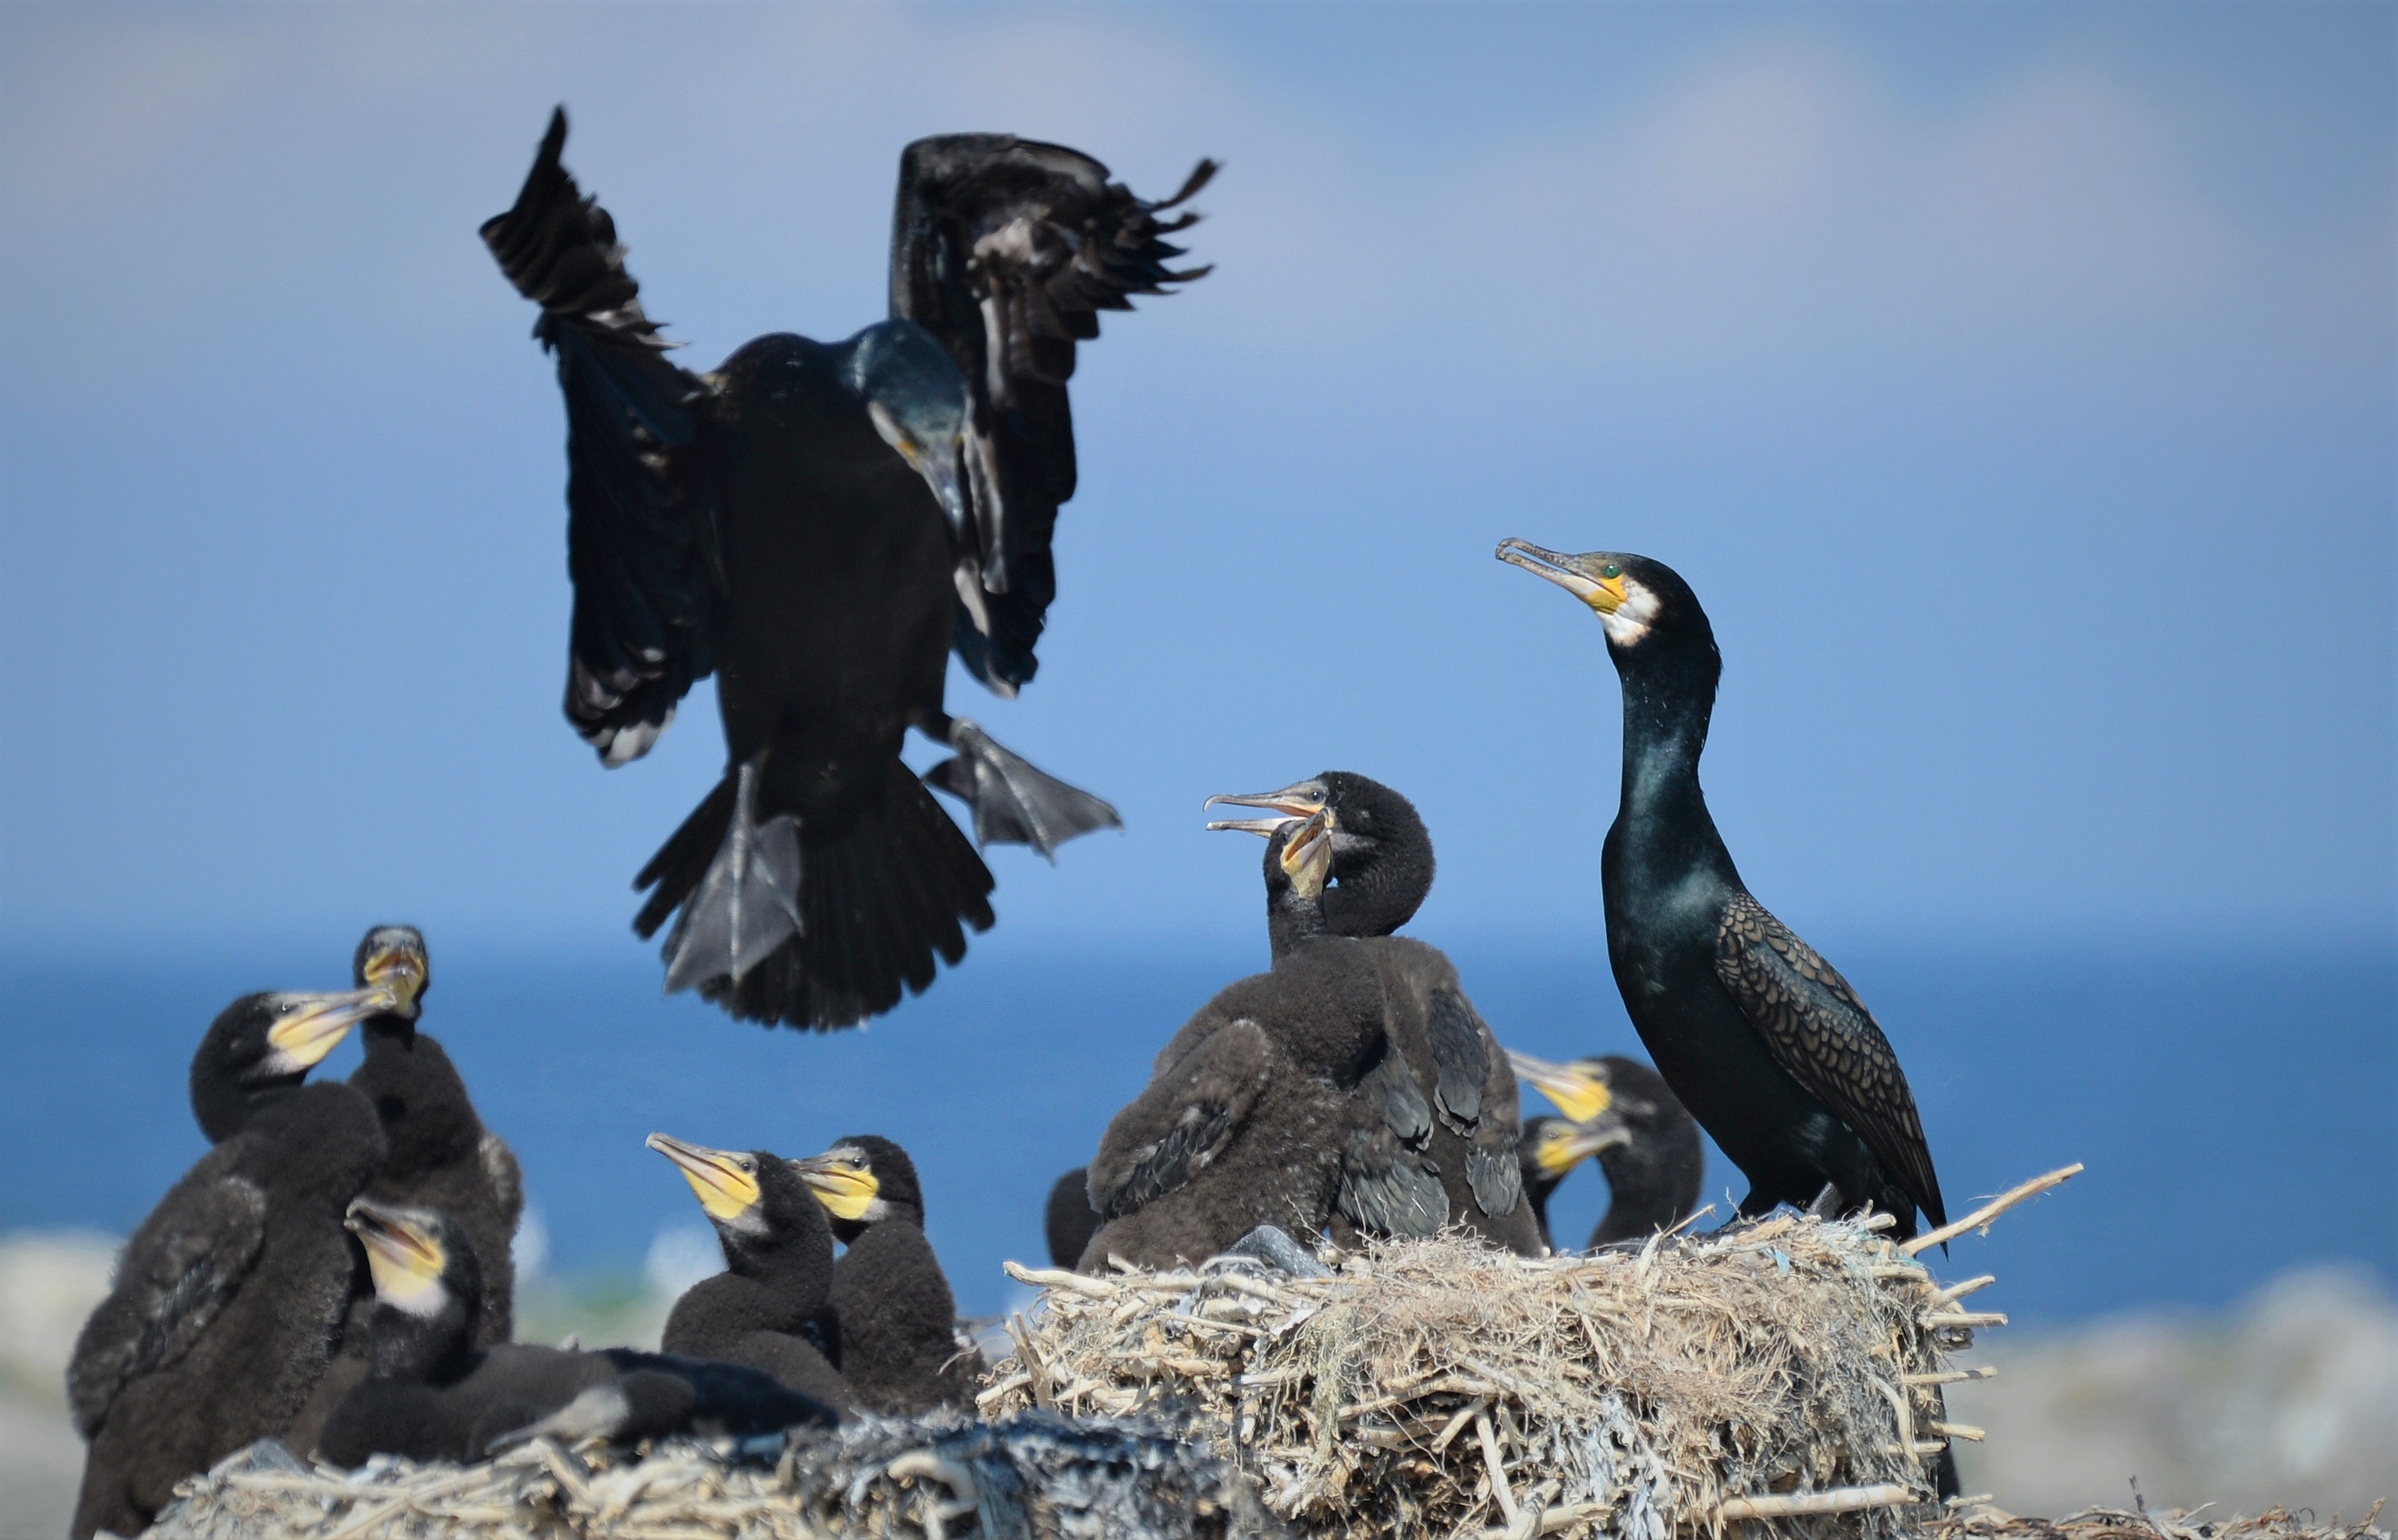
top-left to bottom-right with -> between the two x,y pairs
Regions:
67,1167 -> 267,1435
889,135 -> 1213,694
1088,1017 -> 1270,1220
1715,893 -> 1947,1228
482,107 -> 719,766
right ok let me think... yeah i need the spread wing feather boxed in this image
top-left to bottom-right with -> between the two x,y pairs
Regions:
1088,1018 -> 1269,1220
1715,893 -> 1947,1228
67,1168 -> 267,1435
1337,1049 -> 1448,1238
889,136 -> 1213,694
481,107 -> 719,766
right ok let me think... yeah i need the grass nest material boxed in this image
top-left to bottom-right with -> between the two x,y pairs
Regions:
978,1172 -> 2085,1540
1925,1502 -> 2388,1540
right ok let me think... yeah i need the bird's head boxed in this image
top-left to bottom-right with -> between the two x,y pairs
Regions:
352,926 -> 429,1022
648,1131 -> 773,1236
1494,543 -> 1715,656
791,1135 -> 923,1242
1205,771 -> 1431,934
849,321 -> 971,544
1507,1049 -> 1624,1125
1522,1113 -> 1634,1185
346,1197 -> 474,1321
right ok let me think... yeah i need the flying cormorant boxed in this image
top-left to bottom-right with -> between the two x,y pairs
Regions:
1079,813 -> 1383,1270
317,1199 -> 833,1467
69,1082 -> 387,1540
1043,1167 -> 1103,1269
482,108 -> 1212,1030
1507,1050 -> 1705,1249
343,927 -> 522,1349
791,1135 -> 980,1413
650,1133 -> 854,1412
1494,542 -> 1947,1239
1205,773 -> 1540,1254
187,987 -> 395,1143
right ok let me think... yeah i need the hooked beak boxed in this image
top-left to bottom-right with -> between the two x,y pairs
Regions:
1495,539 -> 1628,615
646,1132 -> 761,1223
1507,1049 -> 1616,1124
262,988 -> 389,1070
345,1197 -> 446,1296
1203,779 -> 1329,828
789,1148 -> 880,1222
870,401 -> 974,551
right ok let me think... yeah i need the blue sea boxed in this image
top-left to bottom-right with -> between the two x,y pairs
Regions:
3,935 -> 2389,1322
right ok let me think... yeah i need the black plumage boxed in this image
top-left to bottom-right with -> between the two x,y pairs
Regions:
1496,543 -> 1947,1239
1205,773 -> 1541,1254
1079,814 -> 1384,1270
318,1199 -> 832,1467
792,1136 -> 980,1414
343,928 -> 522,1349
482,108 -> 1211,1030
187,987 -> 391,1143
650,1133 -> 854,1414
1043,1167 -> 1103,1270
69,1083 -> 386,1540
1508,1053 -> 1705,1250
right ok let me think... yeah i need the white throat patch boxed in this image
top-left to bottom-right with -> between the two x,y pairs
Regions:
1601,579 -> 1663,648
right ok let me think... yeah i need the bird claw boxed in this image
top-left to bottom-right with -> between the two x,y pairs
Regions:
1214,1225 -> 1333,1278
925,720 -> 1120,857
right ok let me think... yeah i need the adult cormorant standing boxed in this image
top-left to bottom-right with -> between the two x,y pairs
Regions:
187,987 -> 393,1143
1080,813 -> 1383,1269
1507,1051 -> 1705,1249
1205,773 -> 1539,1254
318,1199 -> 833,1467
649,1133 -> 854,1413
69,1083 -> 387,1539
791,1136 -> 979,1413
1495,543 -> 1947,1239
482,108 -> 1212,1030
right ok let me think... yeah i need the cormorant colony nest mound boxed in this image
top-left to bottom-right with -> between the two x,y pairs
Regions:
143,1167 -> 2388,1540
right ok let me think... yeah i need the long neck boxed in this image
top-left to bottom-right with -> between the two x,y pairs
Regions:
1612,654 -> 1727,874
1266,888 -> 1329,961
1321,842 -> 1430,939
367,1302 -> 476,1385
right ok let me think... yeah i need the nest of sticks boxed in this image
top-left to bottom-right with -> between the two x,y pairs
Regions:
1924,1503 -> 2388,1540
145,1410 -> 1279,1540
978,1171 -> 2089,1540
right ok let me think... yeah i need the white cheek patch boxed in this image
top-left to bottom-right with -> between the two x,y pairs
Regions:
1601,579 -> 1662,648
383,1274 -> 451,1321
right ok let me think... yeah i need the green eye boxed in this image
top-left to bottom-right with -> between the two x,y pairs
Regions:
1601,563 -> 1621,580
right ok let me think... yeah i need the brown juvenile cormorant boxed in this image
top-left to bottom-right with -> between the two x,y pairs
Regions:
317,1199 -> 833,1467
482,108 -> 1213,1030
1206,773 -> 1541,1254
1495,543 -> 1947,1239
790,1136 -> 980,1413
69,1082 -> 387,1540
344,927 -> 522,1349
650,1133 -> 854,1413
188,987 -> 394,1143
1079,813 -> 1383,1270
1043,1167 -> 1104,1269
1507,1050 -> 1705,1249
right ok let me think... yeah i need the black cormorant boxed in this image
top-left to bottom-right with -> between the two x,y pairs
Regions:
1205,773 -> 1540,1254
482,108 -> 1212,1030
1043,1167 -> 1103,1270
317,1199 -> 832,1467
1079,813 -> 1383,1270
650,1133 -> 854,1412
1495,542 -> 1947,1239
1507,1050 -> 1704,1249
187,987 -> 392,1143
344,927 -> 522,1349
790,1135 -> 980,1413
69,1083 -> 386,1540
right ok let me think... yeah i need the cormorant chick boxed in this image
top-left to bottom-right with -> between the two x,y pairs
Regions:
69,1083 -> 387,1540
482,108 -> 1213,1030
1080,813 -> 1382,1269
650,1134 -> 853,1414
188,987 -> 395,1142
319,1199 -> 833,1467
1496,542 -> 1947,1239
792,1136 -> 980,1413
1508,1051 -> 1704,1249
1206,772 -> 1540,1254
1043,1167 -> 1103,1270
345,927 -> 522,1349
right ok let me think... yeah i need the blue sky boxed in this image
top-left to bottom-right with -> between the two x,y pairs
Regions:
2,2 -> 2390,959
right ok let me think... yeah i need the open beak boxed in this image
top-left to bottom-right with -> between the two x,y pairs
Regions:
646,1132 -> 761,1223
1495,539 -> 1628,615
1203,779 -> 1329,827
345,1197 -> 446,1295
1279,807 -> 1335,899
789,1148 -> 880,1222
262,988 -> 389,1070
1507,1049 -> 1616,1124
359,940 -> 427,1017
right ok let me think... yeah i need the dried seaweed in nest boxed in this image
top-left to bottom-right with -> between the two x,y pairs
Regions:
144,1409 -> 1282,1540
982,1168 -> 2088,1540
1925,1499 -> 2388,1540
